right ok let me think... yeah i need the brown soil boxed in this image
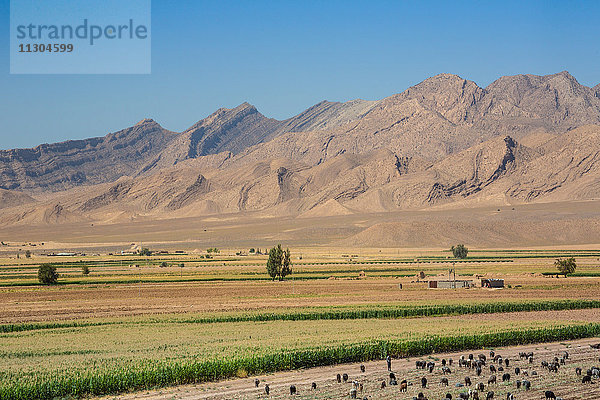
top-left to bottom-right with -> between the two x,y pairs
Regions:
2,277 -> 600,323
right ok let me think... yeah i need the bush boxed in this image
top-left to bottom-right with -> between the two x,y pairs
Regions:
82,265 -> 90,275
38,264 -> 59,285
139,248 -> 152,256
451,244 -> 468,259
25,250 -> 31,258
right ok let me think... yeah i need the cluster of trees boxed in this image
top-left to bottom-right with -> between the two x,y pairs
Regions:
206,248 -> 220,254
139,248 -> 152,256
266,244 -> 292,281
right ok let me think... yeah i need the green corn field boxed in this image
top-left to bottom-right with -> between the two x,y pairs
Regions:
2,299 -> 599,334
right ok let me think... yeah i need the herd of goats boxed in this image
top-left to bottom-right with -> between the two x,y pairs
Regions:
251,347 -> 600,399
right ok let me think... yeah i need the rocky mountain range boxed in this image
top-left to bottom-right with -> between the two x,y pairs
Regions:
1,71 -> 600,226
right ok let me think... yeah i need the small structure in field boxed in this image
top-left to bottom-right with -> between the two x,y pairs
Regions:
428,280 -> 473,289
481,278 -> 505,288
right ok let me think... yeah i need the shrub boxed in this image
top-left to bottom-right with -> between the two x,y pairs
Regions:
139,248 -> 152,256
82,265 -> 90,275
25,250 -> 31,258
38,264 -> 59,285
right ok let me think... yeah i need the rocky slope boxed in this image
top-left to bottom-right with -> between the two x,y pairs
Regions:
1,72 -> 600,226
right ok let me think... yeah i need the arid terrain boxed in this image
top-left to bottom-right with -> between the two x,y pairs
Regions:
1,72 -> 600,251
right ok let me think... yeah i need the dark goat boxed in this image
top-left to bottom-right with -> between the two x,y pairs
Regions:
545,391 -> 556,400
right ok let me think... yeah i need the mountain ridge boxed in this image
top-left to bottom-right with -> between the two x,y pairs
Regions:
1,71 -> 600,229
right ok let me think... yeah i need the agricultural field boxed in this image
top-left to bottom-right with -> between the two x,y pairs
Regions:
1,247 -> 600,399
116,337 -> 600,400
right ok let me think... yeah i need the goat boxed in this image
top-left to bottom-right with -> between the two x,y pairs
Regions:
465,376 -> 472,386
289,385 -> 296,395
421,376 -> 427,388
486,391 -> 494,400
582,375 -> 592,384
400,380 -> 408,392
441,377 -> 449,386
502,373 -> 510,382
336,373 -> 341,383
264,384 -> 270,395
343,373 -> 349,382
311,382 -> 317,390
254,378 -> 260,387
488,375 -> 497,385
545,391 -> 556,400
522,380 -> 531,390
360,364 -> 365,373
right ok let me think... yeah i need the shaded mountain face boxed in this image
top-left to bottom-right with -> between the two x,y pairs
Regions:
0,119 -> 177,191
1,71 -> 600,220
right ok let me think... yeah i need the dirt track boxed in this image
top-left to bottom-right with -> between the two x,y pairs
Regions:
103,337 -> 600,400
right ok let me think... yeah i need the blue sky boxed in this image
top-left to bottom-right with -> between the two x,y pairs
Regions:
1,0 -> 599,149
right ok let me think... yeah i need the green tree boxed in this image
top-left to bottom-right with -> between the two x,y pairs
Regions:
451,244 -> 469,259
267,245 -> 283,281
281,247 -> 292,279
38,264 -> 59,285
266,245 -> 292,281
139,248 -> 152,256
82,265 -> 90,275
555,257 -> 577,277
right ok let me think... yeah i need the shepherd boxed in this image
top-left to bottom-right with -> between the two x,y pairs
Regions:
386,355 -> 392,371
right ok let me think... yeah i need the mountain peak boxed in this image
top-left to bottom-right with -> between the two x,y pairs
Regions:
134,118 -> 159,127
